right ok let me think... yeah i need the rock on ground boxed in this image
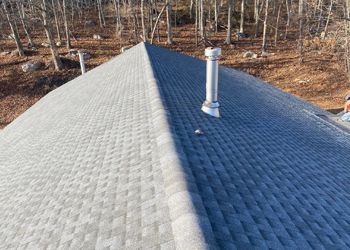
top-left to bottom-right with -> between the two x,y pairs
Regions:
85,20 -> 96,27
56,41 -> 66,47
243,51 -> 258,59
0,51 -> 10,56
237,32 -> 250,39
11,49 -> 21,57
261,51 -> 275,57
21,61 -> 43,73
261,51 -> 269,57
93,34 -> 103,40
41,42 -> 50,48
68,49 -> 78,56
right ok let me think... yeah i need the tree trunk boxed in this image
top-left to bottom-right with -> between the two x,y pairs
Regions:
298,0 -> 304,63
254,0 -> 261,37
190,0 -> 194,19
274,3 -> 281,46
63,0 -> 71,49
345,0 -> 350,76
240,0 -> 245,33
200,0 -> 205,39
114,0 -> 122,38
166,0 -> 173,44
130,0 -> 138,42
225,0 -> 233,44
100,0 -> 106,27
285,0 -> 290,39
71,0 -> 75,29
151,3 -> 168,44
195,0 -> 198,45
42,0 -> 63,71
97,0 -> 105,28
154,0 -> 160,42
214,0 -> 218,32
323,0 -> 333,39
51,0 -> 62,42
316,0 -> 323,33
174,0 -> 177,32
17,1 -> 34,47
262,0 -> 269,52
141,0 -> 147,41
2,0 -> 25,56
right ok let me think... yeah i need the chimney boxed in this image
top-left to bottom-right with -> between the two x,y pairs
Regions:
202,47 -> 221,118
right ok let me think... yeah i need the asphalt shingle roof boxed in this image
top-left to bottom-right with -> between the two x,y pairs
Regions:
1,42 -> 350,249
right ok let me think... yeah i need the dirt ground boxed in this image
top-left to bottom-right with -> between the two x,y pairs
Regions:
1,19 -> 349,129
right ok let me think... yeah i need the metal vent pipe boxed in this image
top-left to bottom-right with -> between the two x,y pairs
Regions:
202,47 -> 221,118
78,51 -> 86,75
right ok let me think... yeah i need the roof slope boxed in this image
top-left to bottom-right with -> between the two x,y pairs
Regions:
1,43 -> 350,249
0,43 -> 181,249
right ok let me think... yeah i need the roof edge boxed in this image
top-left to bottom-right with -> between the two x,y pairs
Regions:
142,43 -> 215,249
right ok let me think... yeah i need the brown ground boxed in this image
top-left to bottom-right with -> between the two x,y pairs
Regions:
1,18 -> 349,129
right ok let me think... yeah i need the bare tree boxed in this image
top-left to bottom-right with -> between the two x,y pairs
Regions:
199,0 -> 205,39
17,1 -> 34,47
225,0 -> 233,44
190,0 -> 194,19
240,0 -> 245,33
151,3 -> 168,44
254,0 -> 261,37
141,0 -> 147,41
42,0 -> 63,70
2,0 -> 25,56
166,0 -> 173,44
114,0 -> 122,38
298,0 -> 304,63
195,0 -> 198,45
344,0 -> 350,75
0,0 -> 346,81
316,0 -> 323,33
274,3 -> 281,46
62,0 -> 71,49
285,0 -> 290,39
323,0 -> 333,39
262,0 -> 269,52
130,0 -> 138,42
214,0 -> 218,32
51,0 -> 61,42
97,0 -> 106,28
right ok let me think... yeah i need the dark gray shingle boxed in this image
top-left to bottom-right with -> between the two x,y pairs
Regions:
145,43 -> 350,249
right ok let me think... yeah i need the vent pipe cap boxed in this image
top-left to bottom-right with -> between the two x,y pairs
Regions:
205,47 -> 221,59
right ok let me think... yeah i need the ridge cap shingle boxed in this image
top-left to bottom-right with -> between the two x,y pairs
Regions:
142,42 -> 215,249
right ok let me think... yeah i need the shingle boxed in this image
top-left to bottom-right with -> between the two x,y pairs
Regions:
0,43 -> 175,249
0,42 -> 350,249
144,43 -> 350,249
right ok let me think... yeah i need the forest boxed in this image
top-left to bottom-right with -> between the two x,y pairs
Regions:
0,0 -> 349,127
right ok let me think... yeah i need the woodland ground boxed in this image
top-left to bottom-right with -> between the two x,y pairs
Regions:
1,15 -> 349,128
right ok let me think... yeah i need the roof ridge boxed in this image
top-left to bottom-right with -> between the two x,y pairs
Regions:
142,43 -> 214,249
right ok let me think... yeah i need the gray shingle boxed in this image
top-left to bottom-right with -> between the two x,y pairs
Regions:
0,43 -> 176,249
145,43 -> 350,249
0,42 -> 350,249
